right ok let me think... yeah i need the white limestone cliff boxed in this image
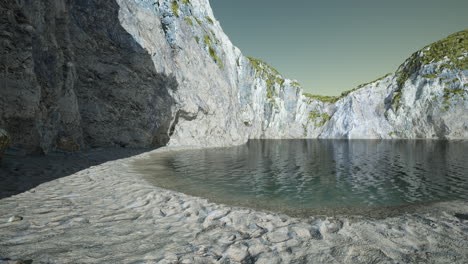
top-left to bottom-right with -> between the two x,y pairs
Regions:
0,0 -> 466,153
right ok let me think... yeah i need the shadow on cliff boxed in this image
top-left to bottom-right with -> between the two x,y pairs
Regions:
0,147 -> 155,199
1,0 -> 176,153
0,0 -> 178,198
70,0 -> 177,149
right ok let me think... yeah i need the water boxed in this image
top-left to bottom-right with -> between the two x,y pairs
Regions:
133,140 -> 468,216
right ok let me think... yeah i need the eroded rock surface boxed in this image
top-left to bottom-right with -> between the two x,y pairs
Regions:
1,1 -> 466,154
0,0 -> 175,153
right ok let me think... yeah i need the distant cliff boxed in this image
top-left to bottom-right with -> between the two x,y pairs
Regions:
313,30 -> 468,139
0,0 -> 466,154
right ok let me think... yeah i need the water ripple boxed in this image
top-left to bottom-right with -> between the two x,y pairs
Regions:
134,140 -> 468,212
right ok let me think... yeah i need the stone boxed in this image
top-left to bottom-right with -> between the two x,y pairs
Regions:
319,219 -> 343,234
291,226 -> 311,239
255,252 -> 281,264
225,243 -> 249,262
7,216 -> 23,223
265,228 -> 290,243
310,228 -> 323,240
247,242 -> 271,257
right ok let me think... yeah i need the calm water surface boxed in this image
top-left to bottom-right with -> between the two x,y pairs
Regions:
133,140 -> 468,216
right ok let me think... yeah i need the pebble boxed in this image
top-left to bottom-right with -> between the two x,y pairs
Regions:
7,216 -> 23,223
197,246 -> 207,254
291,226 -> 311,239
320,219 -> 343,234
225,243 -> 249,262
265,228 -> 290,243
248,243 -> 271,257
256,252 -> 281,264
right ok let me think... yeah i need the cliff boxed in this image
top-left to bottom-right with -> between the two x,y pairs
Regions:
314,30 -> 468,139
0,0 -> 467,154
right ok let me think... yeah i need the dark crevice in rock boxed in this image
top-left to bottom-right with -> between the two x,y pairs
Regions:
168,110 -> 180,138
454,213 -> 468,220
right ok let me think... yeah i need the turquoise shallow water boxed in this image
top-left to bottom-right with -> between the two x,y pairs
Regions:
134,140 -> 468,215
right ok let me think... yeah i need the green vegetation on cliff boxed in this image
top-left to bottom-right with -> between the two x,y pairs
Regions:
195,34 -> 223,68
392,30 -> 468,111
308,111 -> 331,128
442,88 -> 467,111
303,73 -> 392,104
247,57 -> 285,102
204,35 -> 211,45
209,46 -> 223,69
298,31 -> 466,109
171,1 -> 179,17
303,93 -> 339,104
194,17 -> 202,26
205,16 -> 214,25
184,17 -> 193,26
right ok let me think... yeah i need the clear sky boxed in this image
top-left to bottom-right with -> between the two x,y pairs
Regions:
210,0 -> 468,95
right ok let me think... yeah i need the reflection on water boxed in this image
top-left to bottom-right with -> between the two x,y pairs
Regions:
133,140 -> 468,216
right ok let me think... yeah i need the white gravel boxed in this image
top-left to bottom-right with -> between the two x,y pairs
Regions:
0,147 -> 467,263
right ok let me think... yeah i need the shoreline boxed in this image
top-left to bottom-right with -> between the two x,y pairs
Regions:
133,145 -> 466,220
1,146 -> 468,263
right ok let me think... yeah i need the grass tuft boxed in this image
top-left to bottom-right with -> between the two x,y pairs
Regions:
184,17 -> 193,26
171,1 -> 179,17
303,73 -> 392,104
247,57 -> 285,102
308,111 -> 331,128
209,46 -> 223,69
204,35 -> 211,45
205,16 -> 214,24
194,17 -> 202,26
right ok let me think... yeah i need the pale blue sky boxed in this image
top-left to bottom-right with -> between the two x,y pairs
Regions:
211,0 -> 468,95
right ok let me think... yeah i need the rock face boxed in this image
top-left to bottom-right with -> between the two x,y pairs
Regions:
0,129 -> 9,159
0,0 -> 467,153
0,0 -> 175,153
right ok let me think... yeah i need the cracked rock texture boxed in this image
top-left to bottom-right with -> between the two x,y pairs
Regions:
0,1 -> 467,154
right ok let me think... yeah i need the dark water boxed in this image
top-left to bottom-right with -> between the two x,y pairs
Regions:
133,140 -> 468,216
